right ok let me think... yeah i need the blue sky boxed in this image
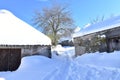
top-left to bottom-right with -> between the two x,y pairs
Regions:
0,0 -> 120,28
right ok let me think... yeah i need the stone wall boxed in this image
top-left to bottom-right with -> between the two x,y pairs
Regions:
74,33 -> 107,56
74,35 -> 120,56
74,26 -> 120,56
0,45 -> 51,58
21,45 -> 51,58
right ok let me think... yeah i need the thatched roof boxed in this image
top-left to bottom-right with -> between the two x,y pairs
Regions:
0,9 -> 51,45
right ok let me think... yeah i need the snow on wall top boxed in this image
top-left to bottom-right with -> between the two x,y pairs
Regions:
73,15 -> 120,37
0,9 -> 51,45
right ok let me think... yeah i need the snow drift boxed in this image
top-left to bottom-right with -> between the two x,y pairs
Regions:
1,47 -> 120,80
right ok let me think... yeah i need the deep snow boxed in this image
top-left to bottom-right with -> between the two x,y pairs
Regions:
1,46 -> 120,80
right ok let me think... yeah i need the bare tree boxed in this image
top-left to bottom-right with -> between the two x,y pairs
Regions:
33,4 -> 75,46
90,14 -> 117,24
90,16 -> 105,24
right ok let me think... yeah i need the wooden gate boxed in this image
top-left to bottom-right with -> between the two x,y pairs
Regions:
0,48 -> 21,71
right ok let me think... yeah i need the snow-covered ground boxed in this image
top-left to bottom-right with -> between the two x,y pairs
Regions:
1,46 -> 120,80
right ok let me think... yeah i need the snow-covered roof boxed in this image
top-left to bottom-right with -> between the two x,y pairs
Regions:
0,9 -> 51,45
74,15 -> 120,37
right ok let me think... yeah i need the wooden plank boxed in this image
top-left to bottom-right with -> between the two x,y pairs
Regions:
0,48 -> 21,71
9,49 -> 21,71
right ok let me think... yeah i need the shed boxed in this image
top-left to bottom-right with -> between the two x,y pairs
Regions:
74,15 -> 120,56
0,9 -> 51,71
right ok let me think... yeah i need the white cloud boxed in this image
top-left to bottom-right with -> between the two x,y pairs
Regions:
74,26 -> 81,33
84,23 -> 91,29
0,78 -> 5,80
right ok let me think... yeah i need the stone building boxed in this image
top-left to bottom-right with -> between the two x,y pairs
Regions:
0,9 -> 51,71
74,15 -> 120,56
